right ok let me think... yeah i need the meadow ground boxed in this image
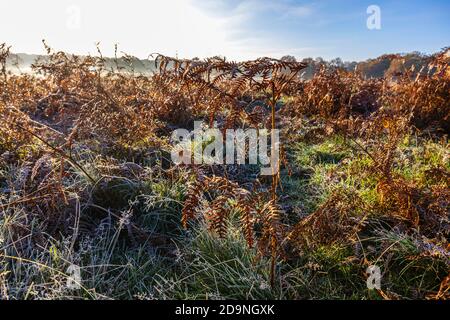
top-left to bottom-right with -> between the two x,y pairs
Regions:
0,44 -> 448,299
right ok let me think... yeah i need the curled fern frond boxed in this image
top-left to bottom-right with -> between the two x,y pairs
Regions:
181,177 -> 204,229
206,195 -> 229,238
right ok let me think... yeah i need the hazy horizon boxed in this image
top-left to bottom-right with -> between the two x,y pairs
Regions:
7,45 -> 449,64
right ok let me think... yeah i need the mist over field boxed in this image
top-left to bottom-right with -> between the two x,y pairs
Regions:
6,49 -> 447,80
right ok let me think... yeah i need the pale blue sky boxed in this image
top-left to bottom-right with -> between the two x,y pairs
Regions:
1,0 -> 449,61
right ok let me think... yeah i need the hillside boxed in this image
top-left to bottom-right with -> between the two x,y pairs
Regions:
6,49 -> 450,79
6,53 -> 158,75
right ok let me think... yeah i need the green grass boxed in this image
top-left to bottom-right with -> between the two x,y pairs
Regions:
1,131 -> 448,300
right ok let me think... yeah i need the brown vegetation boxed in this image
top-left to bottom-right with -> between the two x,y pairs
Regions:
0,43 -> 448,299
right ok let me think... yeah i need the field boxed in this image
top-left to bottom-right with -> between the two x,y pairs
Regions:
0,43 -> 449,300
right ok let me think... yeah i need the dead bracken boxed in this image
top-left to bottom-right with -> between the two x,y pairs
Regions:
0,42 -> 449,300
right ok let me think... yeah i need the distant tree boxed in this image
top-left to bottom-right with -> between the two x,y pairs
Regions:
281,55 -> 297,62
344,61 -> 358,71
330,57 -> 344,68
315,57 -> 324,63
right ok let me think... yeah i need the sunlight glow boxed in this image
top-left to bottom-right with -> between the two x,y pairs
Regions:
0,0 -> 244,59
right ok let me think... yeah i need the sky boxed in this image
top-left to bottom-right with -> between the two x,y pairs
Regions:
1,0 -> 449,61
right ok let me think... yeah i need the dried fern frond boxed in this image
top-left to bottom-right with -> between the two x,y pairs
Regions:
206,195 -> 229,238
288,191 -> 368,251
181,176 -> 205,229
